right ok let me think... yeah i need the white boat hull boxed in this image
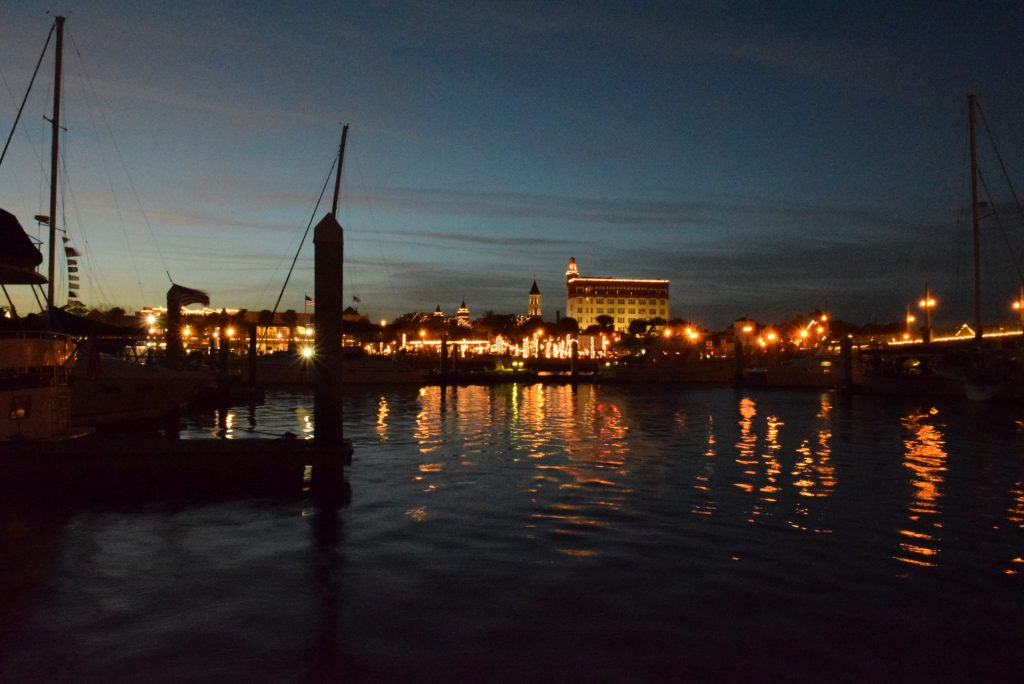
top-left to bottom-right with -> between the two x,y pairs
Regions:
71,355 -> 214,428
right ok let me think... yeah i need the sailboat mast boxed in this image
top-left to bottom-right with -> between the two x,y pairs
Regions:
331,124 -> 348,219
969,93 -> 982,342
46,15 -> 64,310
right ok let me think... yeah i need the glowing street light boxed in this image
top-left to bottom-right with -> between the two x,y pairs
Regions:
918,284 -> 937,343
904,305 -> 916,340
1013,286 -> 1024,329
301,346 -> 314,359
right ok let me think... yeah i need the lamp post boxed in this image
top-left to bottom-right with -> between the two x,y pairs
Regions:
905,305 -> 916,341
918,284 -> 937,344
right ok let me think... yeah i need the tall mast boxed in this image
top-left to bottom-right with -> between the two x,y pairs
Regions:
331,124 -> 348,219
46,15 -> 64,311
969,93 -> 982,342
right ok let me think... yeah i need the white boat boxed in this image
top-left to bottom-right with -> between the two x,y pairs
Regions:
0,209 -> 78,442
70,350 -> 214,428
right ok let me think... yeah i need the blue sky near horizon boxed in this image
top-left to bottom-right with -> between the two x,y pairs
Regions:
2,1 -> 1024,329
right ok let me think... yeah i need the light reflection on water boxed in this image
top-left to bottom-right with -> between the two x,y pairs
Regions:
2,385 -> 1023,680
896,407 -> 948,568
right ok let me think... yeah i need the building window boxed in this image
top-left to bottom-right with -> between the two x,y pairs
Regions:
618,298 -> 625,305
617,317 -> 624,324
596,298 -> 604,304
628,309 -> 635,315
628,299 -> 635,305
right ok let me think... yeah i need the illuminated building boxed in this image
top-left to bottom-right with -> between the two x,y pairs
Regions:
565,257 -> 669,331
457,300 -> 470,327
433,304 -> 443,318
528,280 -> 541,318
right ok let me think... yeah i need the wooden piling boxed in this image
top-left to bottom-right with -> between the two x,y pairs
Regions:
840,335 -> 854,390
248,323 -> 258,387
570,338 -> 578,382
440,335 -> 449,385
733,338 -> 745,388
313,212 -> 344,445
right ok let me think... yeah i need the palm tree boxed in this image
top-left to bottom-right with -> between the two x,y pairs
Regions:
258,309 -> 274,352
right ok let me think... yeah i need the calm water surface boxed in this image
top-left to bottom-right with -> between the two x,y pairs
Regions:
2,385 -> 1022,681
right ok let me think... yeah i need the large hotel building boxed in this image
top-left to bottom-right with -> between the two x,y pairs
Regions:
565,257 -> 670,331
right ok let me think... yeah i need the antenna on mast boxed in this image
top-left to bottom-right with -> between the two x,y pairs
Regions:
331,123 -> 349,219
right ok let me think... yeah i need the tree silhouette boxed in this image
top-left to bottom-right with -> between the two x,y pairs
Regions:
282,309 -> 298,352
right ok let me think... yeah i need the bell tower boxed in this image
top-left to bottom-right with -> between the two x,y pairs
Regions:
528,280 -> 541,318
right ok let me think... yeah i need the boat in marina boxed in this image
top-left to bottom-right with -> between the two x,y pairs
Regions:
931,95 -> 1024,401
0,210 -> 77,442
857,94 -> 1024,401
2,16 -> 213,431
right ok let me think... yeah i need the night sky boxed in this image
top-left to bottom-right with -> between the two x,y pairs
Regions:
2,1 -> 1024,329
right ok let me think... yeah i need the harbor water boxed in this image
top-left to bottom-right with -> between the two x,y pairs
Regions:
2,385 -> 1022,681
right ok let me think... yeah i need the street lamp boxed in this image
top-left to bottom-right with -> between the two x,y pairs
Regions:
918,284 -> 937,343
1013,286 -> 1024,329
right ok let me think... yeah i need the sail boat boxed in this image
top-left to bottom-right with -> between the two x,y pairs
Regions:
2,16 -> 213,430
857,95 -> 1024,400
0,209 -> 77,441
936,94 -> 1024,401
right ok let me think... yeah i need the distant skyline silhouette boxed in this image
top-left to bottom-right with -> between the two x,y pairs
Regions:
2,1 -> 1024,328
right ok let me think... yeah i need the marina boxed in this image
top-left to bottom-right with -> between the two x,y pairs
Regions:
3,5 -> 1024,681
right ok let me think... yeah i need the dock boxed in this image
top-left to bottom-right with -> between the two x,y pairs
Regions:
0,435 -> 352,505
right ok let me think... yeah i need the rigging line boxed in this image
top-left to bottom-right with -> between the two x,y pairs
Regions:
1,284 -> 16,316
352,143 -> 399,313
60,149 -> 113,305
271,155 -> 337,315
977,102 -> 1024,279
977,102 -> 1024,224
65,35 -> 140,304
977,167 -> 1024,287
69,31 -> 168,289
0,21 -> 53,169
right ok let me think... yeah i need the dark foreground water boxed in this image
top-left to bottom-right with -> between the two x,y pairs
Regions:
2,385 -> 1022,682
